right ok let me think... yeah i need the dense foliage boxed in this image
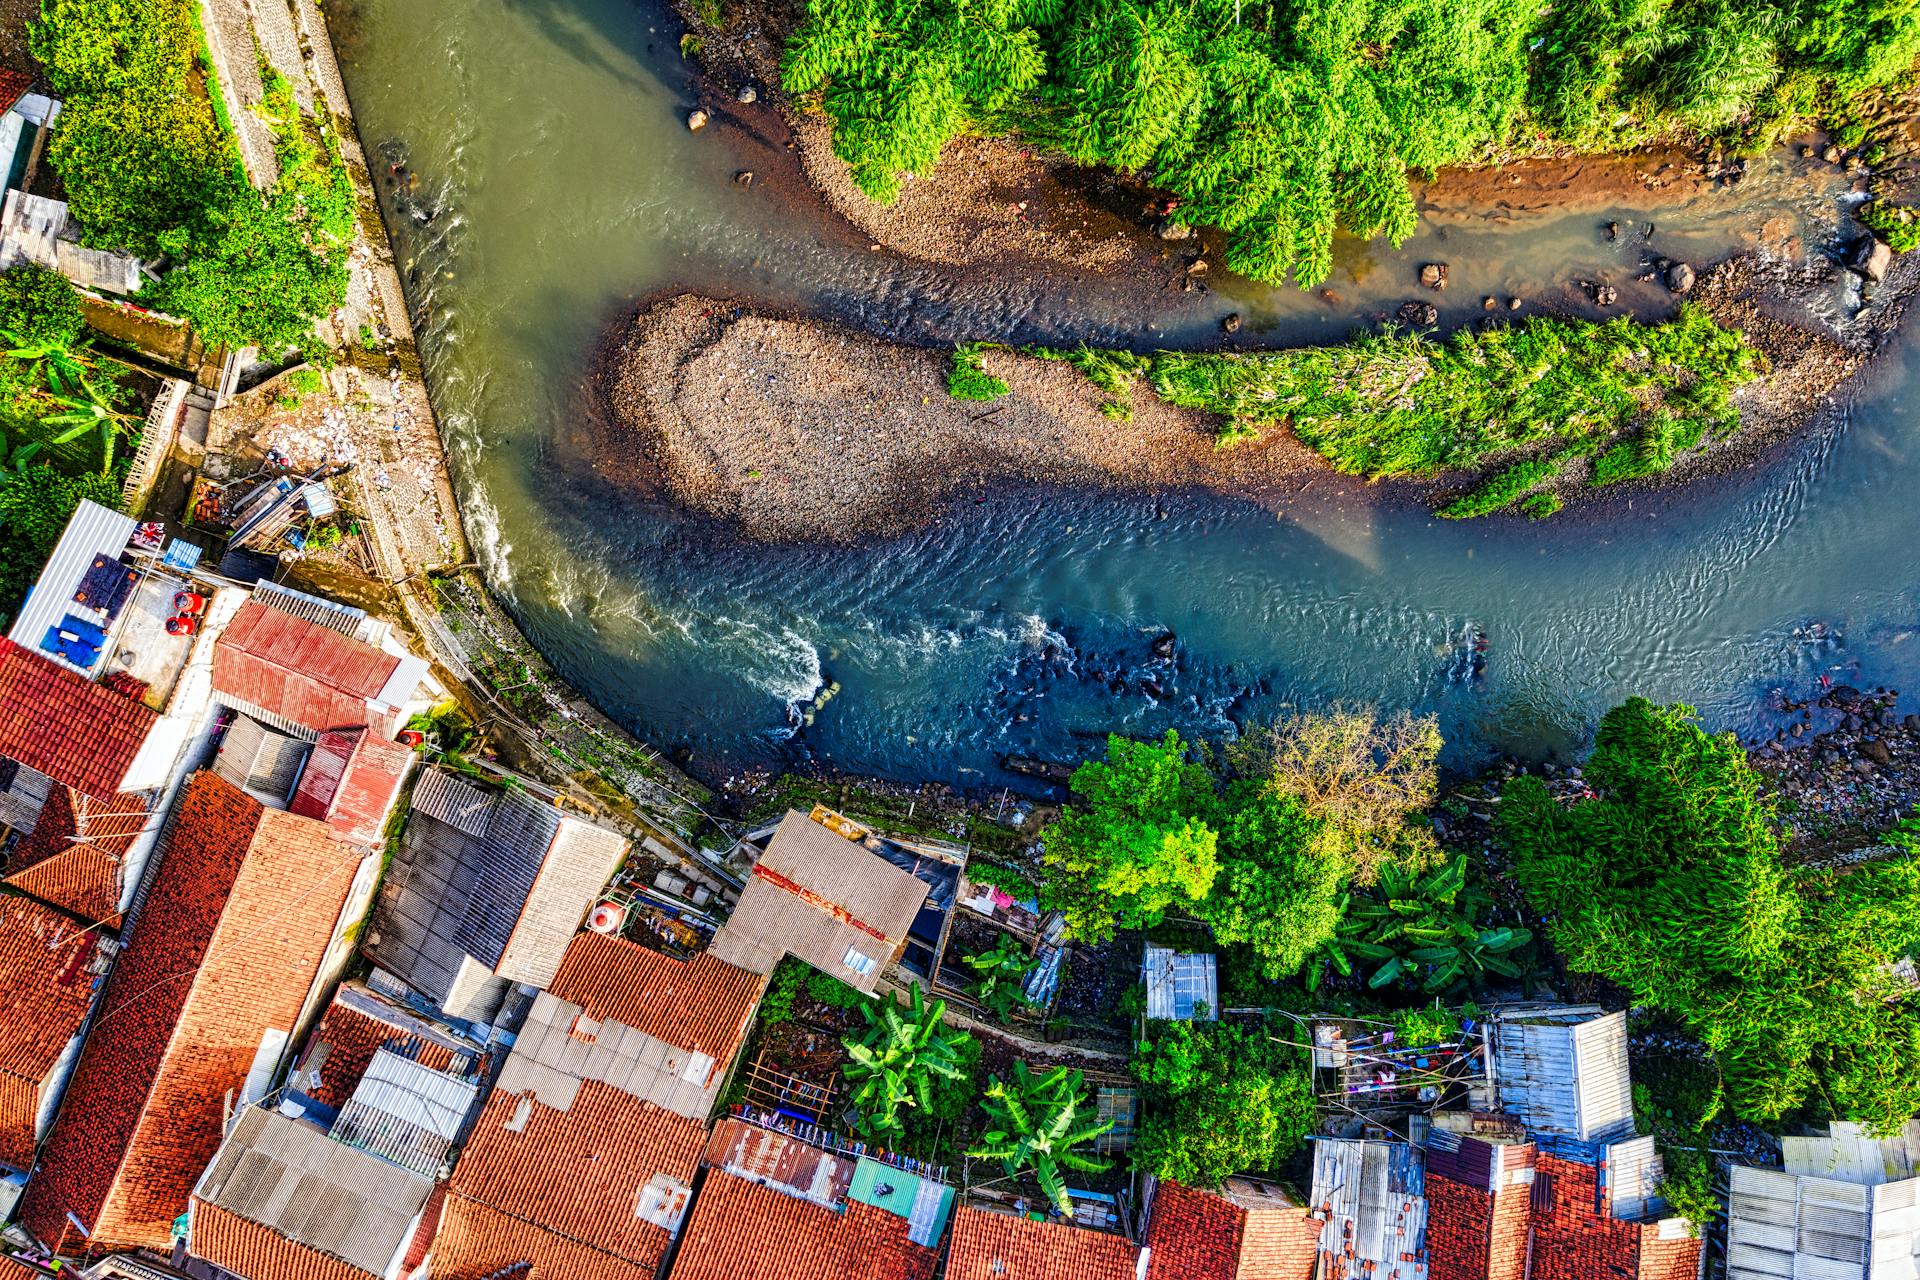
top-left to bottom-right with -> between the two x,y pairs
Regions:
34,2 -> 354,352
0,267 -> 135,619
785,0 -> 1920,285
1131,1018 -> 1314,1185
1039,709 -> 1439,977
951,307 -> 1763,514
1315,853 -> 1533,993
1499,698 -> 1920,1131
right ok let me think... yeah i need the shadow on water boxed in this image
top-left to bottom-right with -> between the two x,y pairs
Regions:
334,0 -> 1920,791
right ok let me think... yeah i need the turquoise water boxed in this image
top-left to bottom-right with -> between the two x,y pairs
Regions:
332,0 -> 1919,788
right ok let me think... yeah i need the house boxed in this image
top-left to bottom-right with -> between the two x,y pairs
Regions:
942,1205 -> 1140,1280
431,1078 -> 707,1280
1489,1007 -> 1635,1149
0,506 -> 408,924
709,808 -> 932,993
702,1115 -> 956,1240
1726,1120 -> 1920,1280
283,981 -> 491,1113
364,767 -> 629,1025
1142,945 -> 1218,1022
494,930 -> 763,1122
210,595 -> 432,741
0,896 -> 114,1179
188,1104 -> 442,1280
17,770 -> 378,1253
667,1167 -> 940,1280
1143,1178 -> 1321,1280
1308,1138 -> 1431,1279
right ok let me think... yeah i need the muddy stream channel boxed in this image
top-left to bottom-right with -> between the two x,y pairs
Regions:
332,0 -> 1920,790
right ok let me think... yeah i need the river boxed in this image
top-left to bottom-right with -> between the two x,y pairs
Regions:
329,0 -> 1920,791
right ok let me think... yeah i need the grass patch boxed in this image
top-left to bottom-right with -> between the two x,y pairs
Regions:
949,342 -> 1010,401
1860,199 -> 1920,254
1437,454 -> 1565,519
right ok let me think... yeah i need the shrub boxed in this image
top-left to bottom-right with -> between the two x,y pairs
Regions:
1131,1018 -> 1313,1187
948,342 -> 1010,401
0,267 -> 87,351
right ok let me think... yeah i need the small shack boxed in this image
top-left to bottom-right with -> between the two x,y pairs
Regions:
1142,944 -> 1218,1021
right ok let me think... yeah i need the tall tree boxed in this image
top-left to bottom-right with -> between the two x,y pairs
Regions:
1499,697 -> 1920,1130
1038,729 -> 1220,942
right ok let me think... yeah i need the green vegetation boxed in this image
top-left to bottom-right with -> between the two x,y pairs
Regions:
1499,698 -> 1920,1131
1860,200 -> 1920,254
1320,854 -> 1534,994
0,267 -> 139,619
783,0 -> 1920,286
968,1060 -> 1114,1212
34,2 -> 354,353
948,308 -> 1763,515
841,983 -> 973,1139
1633,1039 -> 1725,1236
1040,710 -> 1443,980
949,342 -> 1011,400
963,935 -> 1038,1021
1131,1017 -> 1313,1186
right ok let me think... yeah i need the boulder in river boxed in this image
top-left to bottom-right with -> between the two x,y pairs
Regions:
1398,300 -> 1439,326
1823,143 -> 1843,164
734,170 -> 755,187
1850,235 -> 1893,283
735,84 -> 759,104
687,108 -> 709,131
1862,738 -> 1894,766
1222,313 -> 1242,334
1666,262 -> 1696,294
1419,262 -> 1449,290
1157,219 -> 1192,241
1151,631 -> 1177,659
1587,282 -> 1618,306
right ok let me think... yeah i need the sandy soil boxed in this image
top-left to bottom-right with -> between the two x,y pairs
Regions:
599,294 -> 1321,542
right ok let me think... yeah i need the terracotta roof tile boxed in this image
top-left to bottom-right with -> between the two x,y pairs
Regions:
5,784 -> 146,924
0,896 -> 106,1170
19,772 -> 364,1252
192,1203 -> 379,1280
434,1198 -> 654,1280
1143,1182 -> 1317,1280
1529,1154 -> 1700,1280
945,1206 -> 1139,1280
548,931 -> 764,1065
211,603 -> 401,733
0,639 -> 156,802
0,70 -> 29,112
668,1170 -> 939,1280
435,1078 -> 705,1280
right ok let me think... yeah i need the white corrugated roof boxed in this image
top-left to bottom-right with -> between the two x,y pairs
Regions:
1492,1006 -> 1634,1145
7,498 -> 138,674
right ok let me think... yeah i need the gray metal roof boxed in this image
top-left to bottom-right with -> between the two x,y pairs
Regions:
1141,944 -> 1218,1021
194,1106 -> 434,1275
1309,1138 -> 1428,1280
1491,1006 -> 1635,1145
213,714 -> 309,804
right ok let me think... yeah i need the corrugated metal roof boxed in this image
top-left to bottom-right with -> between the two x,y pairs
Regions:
7,500 -> 138,676
1309,1139 -> 1428,1280
327,1047 -> 480,1176
1492,1007 -> 1634,1145
1605,1134 -> 1666,1221
1726,1159 -> 1920,1280
249,581 -> 365,636
1142,945 -> 1218,1021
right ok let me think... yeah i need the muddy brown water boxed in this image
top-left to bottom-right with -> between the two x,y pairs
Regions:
333,0 -> 1918,790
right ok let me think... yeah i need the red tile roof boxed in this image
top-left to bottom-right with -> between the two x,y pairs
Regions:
211,603 -> 402,733
19,772 -> 364,1252
945,1207 -> 1139,1280
1144,1182 -> 1317,1280
1426,1154 -> 1701,1280
547,931 -> 764,1065
4,784 -> 147,925
0,70 -> 30,113
0,639 -> 156,802
434,1079 -> 706,1280
668,1169 -> 939,1280
192,1203 -> 378,1280
289,728 -> 412,846
0,897 -> 104,1170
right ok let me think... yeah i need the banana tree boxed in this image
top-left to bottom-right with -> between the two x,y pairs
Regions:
840,983 -> 970,1140
39,376 -> 136,474
963,935 -> 1037,1022
1311,855 -> 1533,995
967,1060 -> 1114,1214
1,327 -> 89,397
